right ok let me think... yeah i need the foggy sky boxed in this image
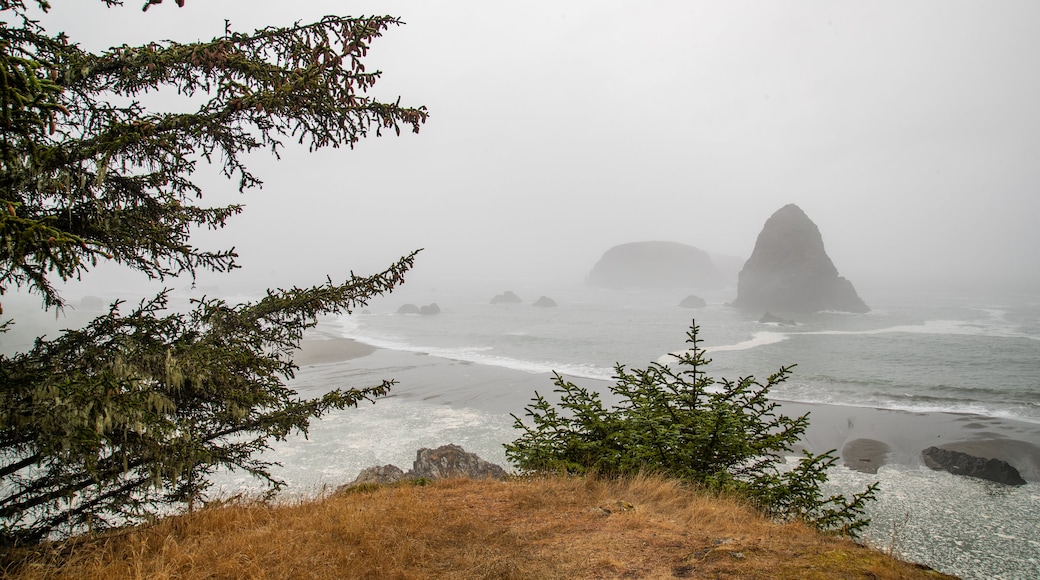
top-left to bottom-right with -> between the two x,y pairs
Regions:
33,1 -> 1040,299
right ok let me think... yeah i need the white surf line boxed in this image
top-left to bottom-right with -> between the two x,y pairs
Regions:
658,331 -> 790,363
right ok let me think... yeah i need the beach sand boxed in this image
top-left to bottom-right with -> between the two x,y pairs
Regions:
291,341 -> 1040,483
294,337 -> 376,366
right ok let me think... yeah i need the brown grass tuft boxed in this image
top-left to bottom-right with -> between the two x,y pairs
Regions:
1,475 -> 956,579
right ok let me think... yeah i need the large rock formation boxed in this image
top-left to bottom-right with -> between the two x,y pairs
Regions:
411,445 -> 508,481
732,204 -> 869,313
586,241 -> 724,289
922,446 -> 1027,486
338,444 -> 508,492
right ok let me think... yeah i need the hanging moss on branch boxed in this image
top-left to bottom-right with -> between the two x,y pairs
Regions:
1,0 -> 427,545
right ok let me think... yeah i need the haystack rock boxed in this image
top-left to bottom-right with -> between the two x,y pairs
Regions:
586,241 -> 724,289
732,204 -> 868,313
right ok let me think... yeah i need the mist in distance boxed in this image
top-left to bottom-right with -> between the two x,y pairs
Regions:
17,1 -> 1040,313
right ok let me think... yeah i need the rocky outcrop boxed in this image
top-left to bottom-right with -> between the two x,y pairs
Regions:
419,303 -> 441,315
758,312 -> 796,325
491,291 -> 522,304
678,295 -> 706,309
586,241 -> 725,289
732,204 -> 868,313
921,446 -> 1026,485
411,444 -> 508,481
339,445 -> 507,492
397,304 -> 421,314
532,296 -> 557,308
349,464 -> 407,486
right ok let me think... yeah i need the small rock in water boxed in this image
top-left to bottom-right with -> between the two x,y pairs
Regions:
678,295 -> 706,309
491,291 -> 522,304
921,446 -> 1027,486
419,303 -> 441,315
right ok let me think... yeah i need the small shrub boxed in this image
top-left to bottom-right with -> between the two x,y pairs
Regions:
505,321 -> 877,537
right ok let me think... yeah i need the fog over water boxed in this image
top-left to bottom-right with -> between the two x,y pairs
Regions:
7,1 -> 1040,318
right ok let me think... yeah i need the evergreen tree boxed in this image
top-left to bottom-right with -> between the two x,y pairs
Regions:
506,322 -> 878,537
0,0 -> 427,544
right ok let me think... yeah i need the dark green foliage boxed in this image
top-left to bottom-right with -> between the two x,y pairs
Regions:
1,0 -> 427,311
505,322 -> 878,537
1,1 -> 427,544
0,253 -> 415,544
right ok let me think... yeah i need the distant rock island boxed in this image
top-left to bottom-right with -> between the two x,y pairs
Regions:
532,296 -> 557,307
678,295 -> 706,309
732,204 -> 869,313
490,291 -> 522,304
586,241 -> 724,289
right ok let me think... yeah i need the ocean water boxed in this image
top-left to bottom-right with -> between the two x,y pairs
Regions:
227,284 -> 1040,579
344,285 -> 1040,422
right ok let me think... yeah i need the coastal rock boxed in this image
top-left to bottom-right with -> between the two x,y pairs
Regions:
678,295 -> 706,309
491,291 -> 522,304
532,296 -> 557,307
397,303 -> 421,314
758,312 -> 796,325
732,204 -> 869,313
419,303 -> 441,315
586,241 -> 725,290
921,446 -> 1027,485
347,464 -> 407,486
339,445 -> 508,493
411,444 -> 508,481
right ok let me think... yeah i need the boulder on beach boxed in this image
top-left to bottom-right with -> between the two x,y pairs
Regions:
921,446 -> 1026,486
731,204 -> 869,314
397,304 -> 421,314
491,291 -> 522,304
586,241 -> 725,289
419,303 -> 441,315
678,295 -> 706,309
532,296 -> 557,308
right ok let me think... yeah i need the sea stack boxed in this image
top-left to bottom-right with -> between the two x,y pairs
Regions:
586,241 -> 724,289
732,204 -> 869,313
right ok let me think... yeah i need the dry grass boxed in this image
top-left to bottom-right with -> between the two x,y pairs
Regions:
1,475 -> 955,579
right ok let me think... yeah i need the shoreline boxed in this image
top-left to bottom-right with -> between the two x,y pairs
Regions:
294,337 -> 1040,482
294,336 -> 376,366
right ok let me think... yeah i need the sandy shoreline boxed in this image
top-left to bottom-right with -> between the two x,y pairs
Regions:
293,337 -> 1040,482
294,336 -> 376,366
